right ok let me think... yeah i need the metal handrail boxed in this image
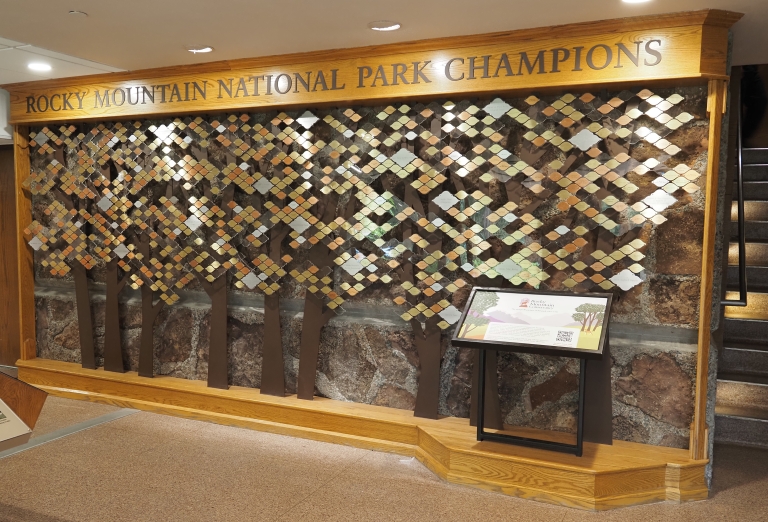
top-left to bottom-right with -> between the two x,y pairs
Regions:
722,105 -> 748,307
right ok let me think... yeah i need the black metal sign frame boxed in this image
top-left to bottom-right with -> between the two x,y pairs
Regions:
452,287 -> 614,457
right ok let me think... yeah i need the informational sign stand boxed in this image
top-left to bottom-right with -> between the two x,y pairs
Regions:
452,287 -> 614,457
0,372 -> 47,453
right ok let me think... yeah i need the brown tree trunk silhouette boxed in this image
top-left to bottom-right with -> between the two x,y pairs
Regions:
72,263 -> 96,369
296,193 -> 354,400
137,234 -> 165,378
189,184 -> 234,389
296,291 -> 336,400
397,179 -> 444,419
260,223 -> 291,396
588,314 -> 600,332
56,186 -> 95,370
103,258 -> 129,373
197,273 -> 229,389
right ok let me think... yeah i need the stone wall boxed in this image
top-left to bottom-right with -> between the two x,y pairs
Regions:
36,283 -> 697,448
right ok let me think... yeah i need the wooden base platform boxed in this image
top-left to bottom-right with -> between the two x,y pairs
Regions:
17,358 -> 709,510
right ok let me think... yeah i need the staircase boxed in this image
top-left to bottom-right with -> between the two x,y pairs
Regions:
716,148 -> 768,448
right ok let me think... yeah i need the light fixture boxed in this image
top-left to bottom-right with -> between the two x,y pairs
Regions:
368,21 -> 401,32
28,62 -> 52,72
187,46 -> 213,54
622,0 -> 651,3
68,10 -> 88,16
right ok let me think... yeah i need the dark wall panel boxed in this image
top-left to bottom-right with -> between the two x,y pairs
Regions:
0,144 -> 20,366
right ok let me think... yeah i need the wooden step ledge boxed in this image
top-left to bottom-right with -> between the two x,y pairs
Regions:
724,292 -> 768,321
17,358 -> 708,511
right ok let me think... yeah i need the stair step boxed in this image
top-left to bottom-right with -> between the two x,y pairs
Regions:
726,266 -> 768,292
728,242 -> 768,266
743,148 -> 768,165
724,292 -> 768,320
718,373 -> 768,386
730,221 -> 768,241
723,317 -> 768,344
720,342 -> 768,376
715,411 -> 768,448
716,378 -> 768,412
731,201 -> 768,222
742,182 -> 768,200
716,404 -> 768,421
714,416 -> 768,448
740,164 -> 768,181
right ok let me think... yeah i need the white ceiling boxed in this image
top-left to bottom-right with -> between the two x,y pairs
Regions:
0,0 -> 765,87
0,36 -> 121,143
0,36 -> 121,85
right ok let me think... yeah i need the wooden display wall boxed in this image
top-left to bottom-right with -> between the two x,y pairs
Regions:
1,9 -> 741,509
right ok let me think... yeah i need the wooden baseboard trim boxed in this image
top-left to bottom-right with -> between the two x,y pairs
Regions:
18,358 -> 709,511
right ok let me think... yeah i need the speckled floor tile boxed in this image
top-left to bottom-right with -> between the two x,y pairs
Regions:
290,476 -> 569,522
3,400 -> 768,522
30,396 -> 121,439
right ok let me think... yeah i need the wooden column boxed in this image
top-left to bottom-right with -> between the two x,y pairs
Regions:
0,145 -> 21,366
14,126 -> 35,361
691,79 -> 728,460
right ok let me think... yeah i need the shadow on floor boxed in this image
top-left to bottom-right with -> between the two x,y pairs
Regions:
0,503 -> 71,522
710,443 -> 768,496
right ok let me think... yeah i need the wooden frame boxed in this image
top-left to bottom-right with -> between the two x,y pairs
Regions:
691,78 -> 729,460
13,126 -> 35,361
2,8 -> 741,505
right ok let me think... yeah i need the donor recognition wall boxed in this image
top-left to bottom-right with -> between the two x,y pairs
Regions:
29,83 -> 709,447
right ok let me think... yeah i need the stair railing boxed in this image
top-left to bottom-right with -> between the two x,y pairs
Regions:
722,105 -> 748,307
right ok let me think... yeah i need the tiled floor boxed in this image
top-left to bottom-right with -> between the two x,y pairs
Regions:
28,396 -> 121,439
1,398 -> 767,521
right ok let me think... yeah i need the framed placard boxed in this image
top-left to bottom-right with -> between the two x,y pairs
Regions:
0,398 -> 32,453
453,287 -> 614,456
452,288 -> 612,359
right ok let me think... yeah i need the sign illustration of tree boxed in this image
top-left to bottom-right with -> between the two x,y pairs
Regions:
572,303 -> 606,332
590,311 -> 605,332
460,291 -> 499,336
24,135 -> 100,369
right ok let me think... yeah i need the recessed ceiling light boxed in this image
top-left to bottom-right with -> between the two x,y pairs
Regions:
622,0 -> 651,3
368,21 -> 401,32
187,46 -> 213,54
28,62 -> 52,72
68,10 -> 88,16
